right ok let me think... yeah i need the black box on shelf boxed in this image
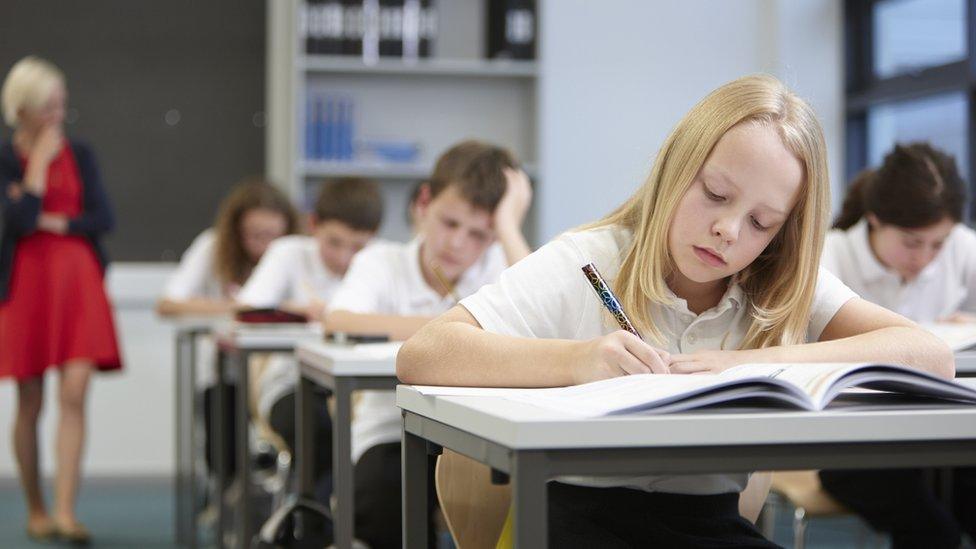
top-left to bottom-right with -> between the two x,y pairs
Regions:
486,0 -> 536,60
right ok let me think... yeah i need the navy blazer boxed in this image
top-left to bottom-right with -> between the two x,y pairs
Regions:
0,139 -> 115,301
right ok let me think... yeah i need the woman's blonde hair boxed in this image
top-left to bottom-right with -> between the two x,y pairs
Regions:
586,74 -> 830,350
1,56 -> 65,127
213,178 -> 300,286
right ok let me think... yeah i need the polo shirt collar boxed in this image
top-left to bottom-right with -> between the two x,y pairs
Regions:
663,278 -> 744,319
405,237 -> 487,308
849,219 -> 892,284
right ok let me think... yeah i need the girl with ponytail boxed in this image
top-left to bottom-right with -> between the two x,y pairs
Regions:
820,142 -> 976,548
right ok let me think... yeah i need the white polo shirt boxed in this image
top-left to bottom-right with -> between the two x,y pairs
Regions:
822,219 -> 976,322
237,235 -> 344,309
329,238 -> 507,462
237,235 -> 347,419
163,229 -> 227,300
459,224 -> 857,495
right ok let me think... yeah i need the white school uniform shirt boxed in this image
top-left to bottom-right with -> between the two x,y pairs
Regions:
328,237 -> 507,462
459,224 -> 857,495
237,235 -> 344,309
238,235 -> 346,419
163,229 -> 226,300
822,218 -> 976,322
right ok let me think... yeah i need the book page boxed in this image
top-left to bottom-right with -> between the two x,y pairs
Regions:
415,374 -> 784,417
720,363 -> 869,409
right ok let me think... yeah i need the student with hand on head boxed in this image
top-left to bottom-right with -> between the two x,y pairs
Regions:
0,55 -> 122,545
156,178 -> 299,317
818,142 -> 976,549
398,75 -> 953,548
236,177 -> 382,492
324,140 -> 533,549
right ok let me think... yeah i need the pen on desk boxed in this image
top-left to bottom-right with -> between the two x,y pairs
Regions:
581,262 -> 642,338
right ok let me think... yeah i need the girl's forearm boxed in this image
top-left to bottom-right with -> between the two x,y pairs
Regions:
397,314 -> 581,387
742,326 -> 954,379
156,298 -> 236,317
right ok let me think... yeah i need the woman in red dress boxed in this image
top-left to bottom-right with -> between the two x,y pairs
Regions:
0,56 -> 121,543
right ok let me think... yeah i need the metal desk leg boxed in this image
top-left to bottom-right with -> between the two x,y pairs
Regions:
402,427 -> 430,549
296,368 -> 316,499
174,331 -> 189,546
511,451 -> 548,549
186,333 -> 199,549
236,350 -> 252,548
175,330 -> 202,548
214,349 -> 228,547
333,379 -> 354,549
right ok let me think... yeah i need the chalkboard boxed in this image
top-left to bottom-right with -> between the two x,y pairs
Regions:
0,0 -> 266,261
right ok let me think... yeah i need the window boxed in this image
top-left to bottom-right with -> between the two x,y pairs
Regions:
846,0 -> 975,217
872,0 -> 967,79
867,91 -> 969,174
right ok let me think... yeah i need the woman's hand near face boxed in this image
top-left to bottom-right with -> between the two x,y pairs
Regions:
30,125 -> 63,166
22,125 -> 63,196
573,330 -> 671,384
669,348 -> 750,375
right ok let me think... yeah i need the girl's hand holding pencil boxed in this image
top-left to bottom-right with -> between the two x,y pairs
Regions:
573,331 -> 671,383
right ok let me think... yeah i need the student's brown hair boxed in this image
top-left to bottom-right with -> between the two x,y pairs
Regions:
427,140 -> 519,212
834,142 -> 966,230
313,177 -> 383,232
213,178 -> 300,286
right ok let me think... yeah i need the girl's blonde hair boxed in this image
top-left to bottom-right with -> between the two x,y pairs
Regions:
1,56 -> 65,127
213,178 -> 300,287
586,74 -> 830,350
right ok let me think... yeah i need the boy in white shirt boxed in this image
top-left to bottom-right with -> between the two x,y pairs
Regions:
237,177 -> 382,494
325,140 -> 532,549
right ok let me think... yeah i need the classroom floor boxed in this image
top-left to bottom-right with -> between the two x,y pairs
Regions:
0,477 -> 889,548
0,477 -> 175,548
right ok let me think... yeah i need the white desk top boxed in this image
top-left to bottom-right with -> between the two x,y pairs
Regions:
956,351 -> 976,374
296,340 -> 401,377
163,315 -> 231,331
214,322 -> 323,350
397,385 -> 976,450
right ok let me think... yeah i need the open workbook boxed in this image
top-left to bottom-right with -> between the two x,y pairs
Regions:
413,362 -> 976,417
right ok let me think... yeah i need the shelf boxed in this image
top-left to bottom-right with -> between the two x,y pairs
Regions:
300,160 -> 537,180
299,55 -> 538,78
301,160 -> 431,180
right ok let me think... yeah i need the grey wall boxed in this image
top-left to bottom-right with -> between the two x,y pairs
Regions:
0,0 -> 266,261
536,0 -> 844,243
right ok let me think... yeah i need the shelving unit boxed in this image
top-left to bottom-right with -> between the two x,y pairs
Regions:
301,159 -> 537,181
300,55 -> 538,78
268,0 -> 541,241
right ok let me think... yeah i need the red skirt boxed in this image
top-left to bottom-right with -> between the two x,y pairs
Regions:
0,232 -> 122,380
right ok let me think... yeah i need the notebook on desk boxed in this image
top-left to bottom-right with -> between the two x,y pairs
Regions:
413,362 -> 976,418
236,307 -> 309,324
920,322 -> 976,352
